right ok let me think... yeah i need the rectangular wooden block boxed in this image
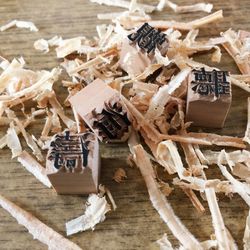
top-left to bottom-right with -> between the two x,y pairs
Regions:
186,68 -> 232,128
46,131 -> 100,195
69,78 -> 131,142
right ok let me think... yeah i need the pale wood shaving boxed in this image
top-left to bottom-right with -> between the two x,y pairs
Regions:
205,187 -> 232,250
65,194 -> 111,236
244,97 -> 250,144
6,122 -> 22,158
0,194 -> 82,250
157,0 -> 213,13
133,145 -> 203,249
145,10 -> 223,30
17,151 -> 51,188
0,20 -> 38,32
218,150 -> 250,206
90,0 -> 155,13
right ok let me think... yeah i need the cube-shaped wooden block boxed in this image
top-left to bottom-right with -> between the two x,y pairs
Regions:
46,130 -> 100,195
186,68 -> 232,128
69,78 -> 131,142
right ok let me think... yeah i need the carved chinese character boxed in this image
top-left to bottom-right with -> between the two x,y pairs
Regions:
69,78 -> 131,143
128,23 -> 168,54
46,131 -> 100,194
48,130 -> 90,172
92,101 -> 131,142
191,68 -> 230,97
186,68 -> 232,128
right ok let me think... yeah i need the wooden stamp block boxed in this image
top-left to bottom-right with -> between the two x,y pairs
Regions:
119,23 -> 168,77
186,68 -> 232,128
46,130 -> 100,195
69,79 -> 131,142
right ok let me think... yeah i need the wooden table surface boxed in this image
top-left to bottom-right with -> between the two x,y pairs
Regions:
0,0 -> 249,249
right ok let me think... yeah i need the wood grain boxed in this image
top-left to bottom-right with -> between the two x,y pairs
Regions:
0,0 -> 249,249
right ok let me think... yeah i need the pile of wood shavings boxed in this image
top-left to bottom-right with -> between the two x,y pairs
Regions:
0,0 -> 249,249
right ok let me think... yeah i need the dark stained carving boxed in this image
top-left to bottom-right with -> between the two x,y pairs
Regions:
128,23 -> 168,54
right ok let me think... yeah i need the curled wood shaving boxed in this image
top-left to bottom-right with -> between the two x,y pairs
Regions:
187,132 -> 246,149
193,144 -> 209,165
205,187 -> 232,250
0,67 -> 61,105
180,142 -> 207,177
34,39 -> 49,53
48,92 -> 76,130
202,149 -> 250,165
0,194 -> 82,250
0,109 -> 46,149
221,29 -> 250,74
146,68 -> 191,119
144,10 -> 223,30
56,37 -> 83,58
34,36 -> 63,53
65,194 -> 111,236
90,0 -> 155,13
218,150 -> 250,206
13,117 -> 43,162
125,97 -> 216,147
244,97 -> 250,144
113,168 -> 127,183
0,20 -> 38,32
7,123 -> 22,158
133,145 -> 203,249
157,0 -> 213,13
17,151 -> 51,188
174,178 -> 234,195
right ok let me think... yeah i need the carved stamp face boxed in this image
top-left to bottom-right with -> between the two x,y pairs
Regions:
91,101 -> 131,142
191,68 -> 230,98
48,131 -> 93,172
128,23 -> 168,54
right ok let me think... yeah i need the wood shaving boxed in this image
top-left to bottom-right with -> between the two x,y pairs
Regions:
205,187 -> 232,249
65,194 -> 111,236
17,151 -> 51,188
221,29 -> 250,75
113,168 -> 127,183
133,145 -> 203,249
34,36 -> 63,53
157,0 -> 213,14
0,1 -> 249,248
244,97 -> 250,144
0,194 -> 82,250
99,184 -> 117,210
90,0 -> 155,13
145,10 -> 223,31
0,20 -> 38,32
6,122 -> 22,158
218,150 -> 250,206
